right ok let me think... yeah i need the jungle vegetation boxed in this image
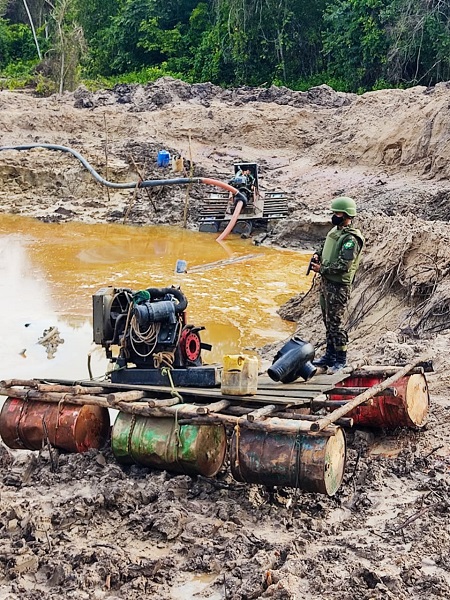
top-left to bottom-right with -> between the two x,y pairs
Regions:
1,0 -> 450,94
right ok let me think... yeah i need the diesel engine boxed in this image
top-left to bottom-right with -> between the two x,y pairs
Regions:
93,286 -> 210,371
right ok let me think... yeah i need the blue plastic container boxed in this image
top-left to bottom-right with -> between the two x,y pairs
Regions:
157,150 -> 170,167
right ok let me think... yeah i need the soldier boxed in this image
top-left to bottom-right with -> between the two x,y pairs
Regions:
309,197 -> 364,372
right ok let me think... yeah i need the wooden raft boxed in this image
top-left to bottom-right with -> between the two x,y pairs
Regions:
0,355 -> 429,439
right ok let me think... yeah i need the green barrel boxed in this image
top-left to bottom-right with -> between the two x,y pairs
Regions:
230,427 -> 346,496
111,413 -> 227,477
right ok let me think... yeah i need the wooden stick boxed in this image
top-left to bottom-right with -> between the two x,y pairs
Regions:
310,355 -> 430,432
274,412 -> 354,428
147,397 -> 180,408
1,387 -> 198,419
1,379 -> 40,388
197,400 -> 230,415
312,399 -> 374,408
178,416 -> 337,437
329,386 -> 398,397
107,390 -> 146,404
37,384 -> 106,395
222,405 -> 250,416
247,405 -> 277,422
2,388 -> 111,407
351,366 -> 425,378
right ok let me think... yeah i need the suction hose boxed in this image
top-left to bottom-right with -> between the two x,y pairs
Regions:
0,143 -> 246,241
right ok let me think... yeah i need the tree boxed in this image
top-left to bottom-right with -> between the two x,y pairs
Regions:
323,0 -> 389,90
22,0 -> 42,59
45,0 -> 85,92
385,0 -> 450,85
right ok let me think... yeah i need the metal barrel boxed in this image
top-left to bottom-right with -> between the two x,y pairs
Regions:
329,373 -> 429,428
111,413 -> 227,477
0,397 -> 110,452
230,427 -> 346,496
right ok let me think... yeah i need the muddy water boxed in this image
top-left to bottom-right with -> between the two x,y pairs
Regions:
0,215 -> 311,382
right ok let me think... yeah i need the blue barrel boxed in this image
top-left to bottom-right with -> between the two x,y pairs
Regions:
157,150 -> 170,167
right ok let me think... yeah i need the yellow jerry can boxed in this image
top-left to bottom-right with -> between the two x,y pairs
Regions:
221,354 -> 259,395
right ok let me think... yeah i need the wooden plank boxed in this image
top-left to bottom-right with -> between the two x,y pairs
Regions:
257,372 -> 349,389
41,378 -> 317,406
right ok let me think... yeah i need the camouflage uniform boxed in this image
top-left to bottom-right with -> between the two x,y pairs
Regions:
317,226 -> 364,351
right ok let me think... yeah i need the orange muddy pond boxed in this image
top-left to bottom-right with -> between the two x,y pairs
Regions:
0,215 -> 311,381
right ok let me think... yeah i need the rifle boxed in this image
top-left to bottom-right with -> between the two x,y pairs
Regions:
306,255 -> 320,275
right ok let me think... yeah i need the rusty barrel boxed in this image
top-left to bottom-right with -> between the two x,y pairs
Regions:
230,427 -> 346,496
111,413 -> 227,477
0,397 -> 110,452
329,373 -> 429,428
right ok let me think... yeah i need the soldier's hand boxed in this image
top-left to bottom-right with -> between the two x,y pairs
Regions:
311,261 -> 321,273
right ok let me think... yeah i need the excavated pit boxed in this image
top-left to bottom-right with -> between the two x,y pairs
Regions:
1,79 -> 450,599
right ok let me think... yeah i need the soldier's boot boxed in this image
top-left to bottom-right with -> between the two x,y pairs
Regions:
328,350 -> 347,373
313,344 -> 336,368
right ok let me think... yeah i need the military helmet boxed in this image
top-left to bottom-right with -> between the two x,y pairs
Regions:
330,196 -> 357,217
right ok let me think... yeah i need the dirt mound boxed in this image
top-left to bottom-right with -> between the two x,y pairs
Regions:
277,215 -> 450,372
73,78 -> 355,112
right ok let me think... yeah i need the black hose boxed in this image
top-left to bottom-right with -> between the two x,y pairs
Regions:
144,287 -> 188,313
0,143 -> 247,240
0,143 -> 204,189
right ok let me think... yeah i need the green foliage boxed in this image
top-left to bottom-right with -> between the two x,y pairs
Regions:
383,0 -> 450,85
0,62 -> 35,90
34,72 -> 58,96
108,64 -> 185,84
3,0 -> 450,93
323,0 -> 390,90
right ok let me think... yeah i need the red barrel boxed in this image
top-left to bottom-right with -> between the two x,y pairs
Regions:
0,397 -> 110,452
329,373 -> 429,428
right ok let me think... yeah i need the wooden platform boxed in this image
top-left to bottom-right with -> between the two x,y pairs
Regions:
42,371 -> 347,407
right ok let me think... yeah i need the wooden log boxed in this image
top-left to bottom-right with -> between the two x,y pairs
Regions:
1,379 -> 40,388
107,390 -> 146,404
224,405 -> 252,416
329,386 -> 398,397
310,355 -> 431,432
312,399 -> 374,408
196,400 -> 231,415
351,366 -> 425,378
178,416 -> 337,437
0,387 -> 192,418
0,380 -> 106,395
247,404 -> 277,422
1,387 -> 112,407
274,411 -> 354,428
147,397 -> 180,408
37,384 -> 107,395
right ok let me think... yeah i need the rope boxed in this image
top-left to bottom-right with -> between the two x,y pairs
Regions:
53,395 -> 67,446
127,414 -> 137,458
293,431 -> 303,506
233,419 -> 242,471
173,406 -> 181,449
153,350 -> 175,370
16,391 -> 30,448
161,367 -> 183,403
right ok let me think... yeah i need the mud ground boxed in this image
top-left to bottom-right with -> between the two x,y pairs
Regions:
1,79 -> 450,599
